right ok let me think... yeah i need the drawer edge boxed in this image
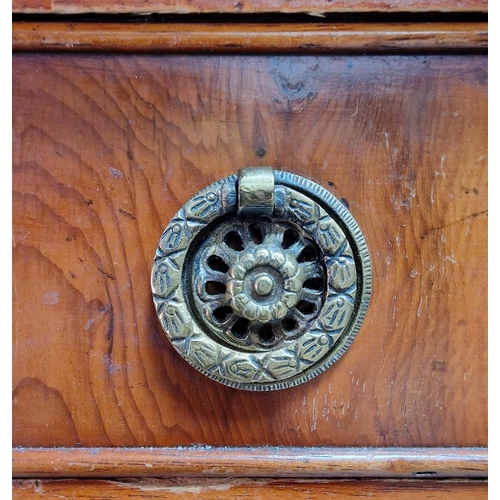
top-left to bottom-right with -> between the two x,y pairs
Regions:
12,446 -> 488,479
12,22 -> 488,53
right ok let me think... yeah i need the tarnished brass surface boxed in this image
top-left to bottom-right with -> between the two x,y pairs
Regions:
151,168 -> 371,391
192,216 -> 326,351
237,166 -> 275,216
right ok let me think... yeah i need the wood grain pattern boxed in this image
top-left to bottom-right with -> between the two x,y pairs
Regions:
11,478 -> 488,499
12,53 -> 487,448
12,22 -> 488,54
11,0 -> 488,14
12,447 -> 488,478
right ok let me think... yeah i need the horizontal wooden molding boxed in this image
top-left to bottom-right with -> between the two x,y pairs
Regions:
12,447 -> 488,479
11,478 -> 489,500
11,0 -> 488,15
12,22 -> 487,53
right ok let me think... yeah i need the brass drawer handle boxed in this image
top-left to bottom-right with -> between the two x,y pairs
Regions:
151,168 -> 371,391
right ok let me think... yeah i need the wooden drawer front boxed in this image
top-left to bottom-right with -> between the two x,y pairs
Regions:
11,479 -> 489,500
12,53 -> 487,448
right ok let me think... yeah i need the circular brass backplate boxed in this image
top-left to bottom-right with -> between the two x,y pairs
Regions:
151,169 -> 371,391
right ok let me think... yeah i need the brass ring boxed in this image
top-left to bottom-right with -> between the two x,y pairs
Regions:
151,168 -> 371,391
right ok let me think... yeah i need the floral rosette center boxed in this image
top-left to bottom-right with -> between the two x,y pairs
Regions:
191,217 -> 326,349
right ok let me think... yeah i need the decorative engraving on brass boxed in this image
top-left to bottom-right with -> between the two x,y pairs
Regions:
192,217 -> 326,350
151,168 -> 371,391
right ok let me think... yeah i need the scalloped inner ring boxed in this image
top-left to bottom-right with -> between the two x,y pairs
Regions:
189,216 -> 327,350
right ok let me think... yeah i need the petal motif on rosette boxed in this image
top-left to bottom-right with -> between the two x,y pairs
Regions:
269,249 -> 287,268
282,291 -> 299,308
229,264 -> 246,280
280,259 -> 299,279
242,301 -> 259,321
226,279 -> 244,296
239,251 -> 256,270
254,247 -> 271,265
272,302 -> 289,320
230,293 -> 249,312
256,305 -> 274,322
284,277 -> 302,293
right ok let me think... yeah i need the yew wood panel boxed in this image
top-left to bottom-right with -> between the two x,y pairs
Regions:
12,53 -> 487,448
11,479 -> 488,500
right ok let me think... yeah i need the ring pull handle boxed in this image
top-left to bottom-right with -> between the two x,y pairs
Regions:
151,167 -> 371,391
